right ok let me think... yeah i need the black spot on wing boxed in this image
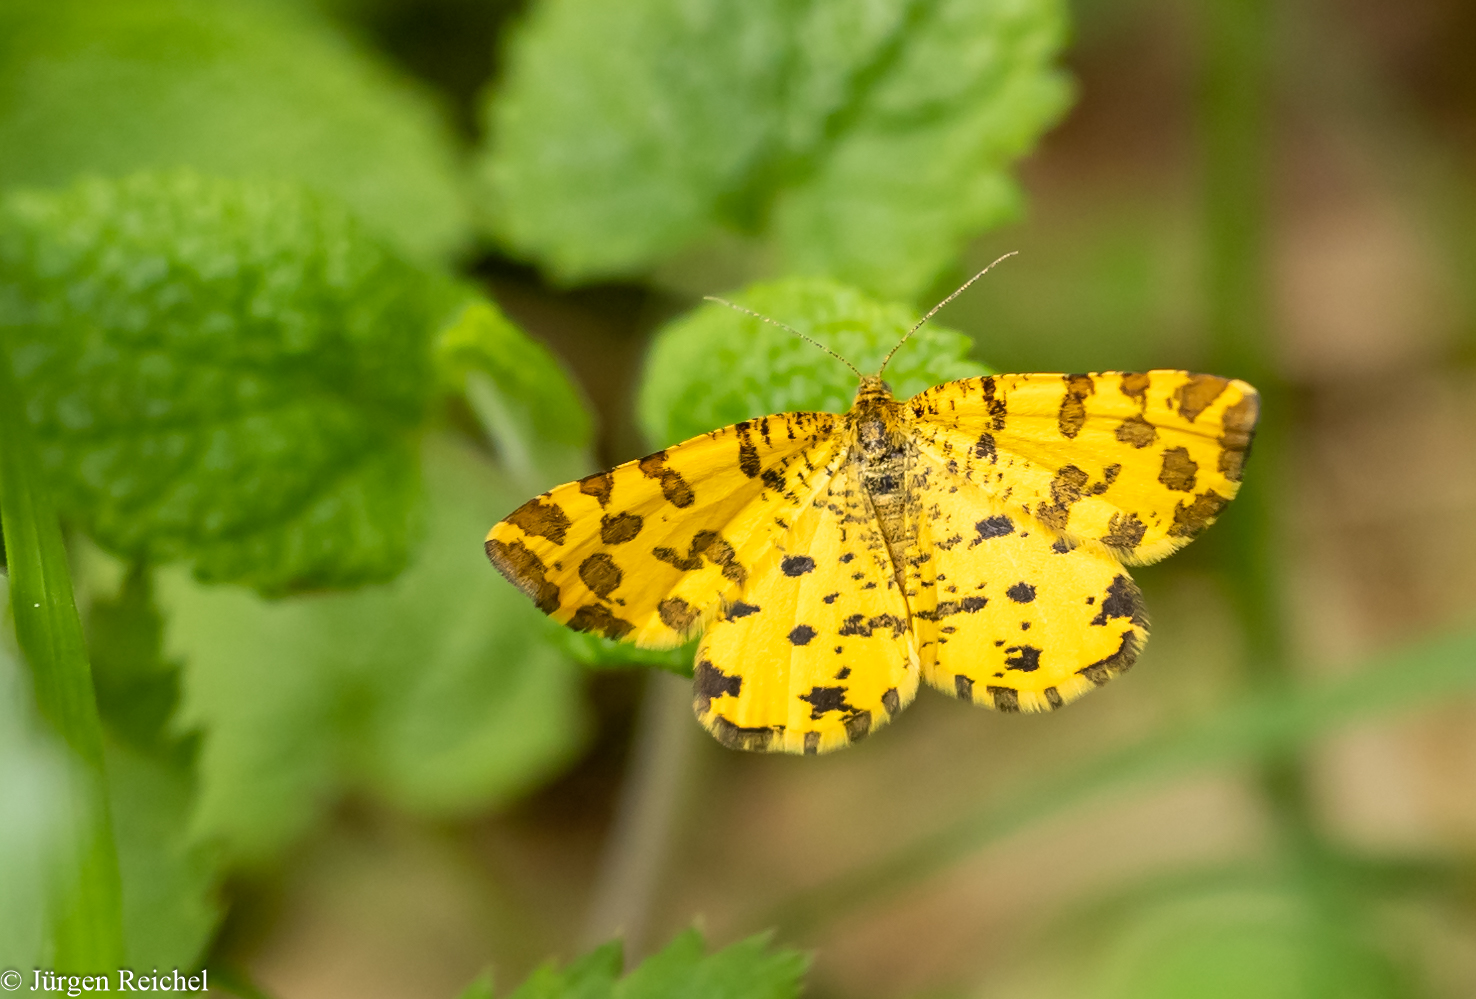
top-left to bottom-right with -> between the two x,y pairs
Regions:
693,658 -> 741,713
800,685 -> 855,719
974,515 -> 1015,541
1006,582 -> 1036,603
781,555 -> 816,577
726,600 -> 760,619
788,624 -> 818,646
1078,629 -> 1144,686
1004,645 -> 1041,672
1091,575 -> 1150,628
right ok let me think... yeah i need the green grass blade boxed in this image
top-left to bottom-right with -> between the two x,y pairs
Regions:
763,627 -> 1476,937
0,347 -> 123,970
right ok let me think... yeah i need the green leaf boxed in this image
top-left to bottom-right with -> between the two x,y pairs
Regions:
554,630 -> 697,678
0,171 -> 452,595
456,970 -> 496,999
503,931 -> 807,999
160,435 -> 586,861
478,0 -> 1071,299
638,277 -> 988,447
436,298 -> 594,492
0,0 -> 472,261
0,616 -> 89,968
0,346 -> 124,972
106,741 -> 221,970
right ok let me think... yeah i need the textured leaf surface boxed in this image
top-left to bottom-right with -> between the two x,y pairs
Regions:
0,172 -> 451,595
479,0 -> 1071,298
0,0 -> 471,260
162,436 -> 585,860
639,278 -> 988,448
504,930 -> 806,999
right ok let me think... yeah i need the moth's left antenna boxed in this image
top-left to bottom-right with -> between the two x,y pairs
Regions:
704,297 -> 862,378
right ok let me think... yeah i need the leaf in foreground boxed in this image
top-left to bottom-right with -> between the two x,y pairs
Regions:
0,171 -> 452,595
504,929 -> 807,999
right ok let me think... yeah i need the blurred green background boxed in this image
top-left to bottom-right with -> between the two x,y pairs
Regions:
3,0 -> 1476,997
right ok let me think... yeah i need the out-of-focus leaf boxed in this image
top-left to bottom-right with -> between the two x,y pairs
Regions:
504,931 -> 806,999
638,278 -> 989,447
0,346 -> 123,971
161,435 -> 585,862
1088,883 -> 1406,999
554,630 -> 697,678
88,567 -> 188,761
456,970 -> 496,999
478,0 -> 1071,300
106,741 -> 220,970
436,298 -> 593,491
0,171 -> 453,596
0,0 -> 472,261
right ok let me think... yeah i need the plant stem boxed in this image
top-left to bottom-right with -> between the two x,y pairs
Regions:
0,348 -> 124,970
1199,0 -> 1315,843
581,669 -> 696,960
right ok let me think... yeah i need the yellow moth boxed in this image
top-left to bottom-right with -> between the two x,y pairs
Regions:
486,263 -> 1258,754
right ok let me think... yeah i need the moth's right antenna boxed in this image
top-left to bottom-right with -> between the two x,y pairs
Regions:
704,297 -> 863,378
879,251 -> 1019,374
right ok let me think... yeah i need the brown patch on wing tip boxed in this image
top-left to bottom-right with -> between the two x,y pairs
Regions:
578,471 -> 614,507
578,552 -> 622,598
708,716 -> 776,752
1044,686 -> 1064,710
569,603 -> 634,640
599,511 -> 643,544
638,451 -> 696,507
1102,511 -> 1148,551
1218,393 -> 1259,481
1175,374 -> 1229,423
1157,446 -> 1198,492
485,538 -> 561,615
1078,630 -> 1143,686
735,421 -> 762,478
803,731 -> 821,754
1119,372 -> 1150,403
1058,374 -> 1095,439
845,711 -> 872,742
988,686 -> 1020,712
505,497 -> 572,545
1115,414 -> 1158,448
658,597 -> 699,633
1168,489 -> 1231,538
882,687 -> 901,716
954,675 -> 974,701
